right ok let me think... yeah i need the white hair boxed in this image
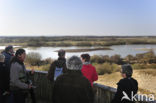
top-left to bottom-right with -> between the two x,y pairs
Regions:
66,56 -> 82,70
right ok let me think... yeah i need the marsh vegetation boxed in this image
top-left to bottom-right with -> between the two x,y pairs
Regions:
1,36 -> 156,47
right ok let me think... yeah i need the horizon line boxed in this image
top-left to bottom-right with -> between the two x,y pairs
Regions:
0,35 -> 156,38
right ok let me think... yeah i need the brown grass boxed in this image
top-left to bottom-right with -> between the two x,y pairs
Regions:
96,69 -> 156,96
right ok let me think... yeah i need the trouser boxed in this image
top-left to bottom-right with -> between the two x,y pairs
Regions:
12,91 -> 27,103
8,92 -> 14,103
29,88 -> 36,103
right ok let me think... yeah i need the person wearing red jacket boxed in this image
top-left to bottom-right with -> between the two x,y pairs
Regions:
81,54 -> 98,87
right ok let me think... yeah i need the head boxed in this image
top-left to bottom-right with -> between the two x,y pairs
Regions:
120,64 -> 133,78
66,56 -> 82,71
0,54 -> 5,62
15,49 -> 26,62
5,45 -> 14,54
58,49 -> 66,58
81,54 -> 90,63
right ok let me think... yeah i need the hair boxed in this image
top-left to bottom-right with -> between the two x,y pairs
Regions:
66,56 -> 82,70
15,49 -> 25,57
58,49 -> 66,58
5,45 -> 13,52
121,64 -> 133,77
81,54 -> 90,62
10,49 -> 25,64
0,54 -> 5,62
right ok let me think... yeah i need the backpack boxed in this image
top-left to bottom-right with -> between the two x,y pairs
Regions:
54,67 -> 63,81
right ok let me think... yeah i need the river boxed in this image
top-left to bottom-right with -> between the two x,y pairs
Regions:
24,45 -> 156,59
0,45 -> 156,59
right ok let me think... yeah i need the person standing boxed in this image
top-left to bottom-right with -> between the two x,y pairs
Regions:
53,56 -> 94,103
10,49 -> 33,103
1,46 -> 14,103
0,54 -> 10,103
111,64 -> 138,103
47,49 -> 67,83
81,54 -> 98,87
2,45 -> 14,65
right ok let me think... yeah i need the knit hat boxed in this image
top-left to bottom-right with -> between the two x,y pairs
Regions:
58,49 -> 66,57
121,64 -> 133,77
66,56 -> 82,70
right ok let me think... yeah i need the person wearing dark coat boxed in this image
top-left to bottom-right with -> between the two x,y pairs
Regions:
111,64 -> 138,103
2,45 -> 14,66
47,49 -> 67,83
53,56 -> 94,103
0,54 -> 10,103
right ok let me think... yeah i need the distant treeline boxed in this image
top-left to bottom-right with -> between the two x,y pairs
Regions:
91,50 -> 156,65
0,36 -> 156,47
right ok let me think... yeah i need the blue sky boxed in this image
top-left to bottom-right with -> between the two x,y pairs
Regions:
0,0 -> 156,36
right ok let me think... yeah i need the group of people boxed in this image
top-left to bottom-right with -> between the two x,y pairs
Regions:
47,50 -> 98,103
0,46 -> 35,103
0,45 -> 138,103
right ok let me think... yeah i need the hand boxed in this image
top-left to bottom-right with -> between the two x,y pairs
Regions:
3,91 -> 10,96
31,68 -> 35,75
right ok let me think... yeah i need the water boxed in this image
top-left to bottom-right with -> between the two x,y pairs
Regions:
0,46 -> 20,50
24,45 -> 156,59
0,45 -> 156,59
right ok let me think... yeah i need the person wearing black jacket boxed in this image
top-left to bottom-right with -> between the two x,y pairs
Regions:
0,54 -> 10,103
53,56 -> 94,103
111,64 -> 138,103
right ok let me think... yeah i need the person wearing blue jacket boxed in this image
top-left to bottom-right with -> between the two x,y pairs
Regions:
2,45 -> 14,65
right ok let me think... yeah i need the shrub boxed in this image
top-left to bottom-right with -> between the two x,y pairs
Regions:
91,55 -> 124,64
135,50 -> 156,64
125,55 -> 135,62
142,50 -> 156,64
132,64 -> 147,69
95,63 -> 120,75
110,54 -> 123,64
91,55 -> 105,64
111,63 -> 120,72
43,58 -> 54,64
102,55 -> 110,62
25,52 -> 42,66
